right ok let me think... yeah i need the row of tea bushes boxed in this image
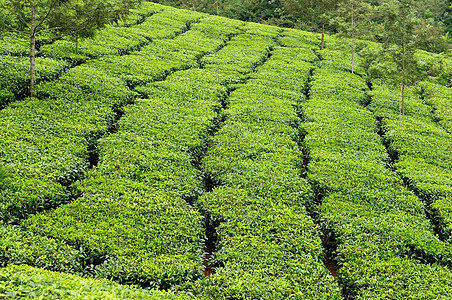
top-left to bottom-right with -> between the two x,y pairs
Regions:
67,10 -> 244,89
241,22 -> 281,37
130,4 -> 204,40
116,1 -> 163,27
302,59 -> 452,298
39,27 -> 150,62
0,225 -> 82,273
0,265 -> 195,299
194,32 -> 341,297
201,33 -> 274,75
0,38 -> 29,56
279,28 -> 321,47
368,84 -> 452,239
277,28 -> 321,64
189,15 -> 244,40
22,30 -> 277,290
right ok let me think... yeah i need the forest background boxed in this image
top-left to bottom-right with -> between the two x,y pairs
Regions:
152,0 -> 452,54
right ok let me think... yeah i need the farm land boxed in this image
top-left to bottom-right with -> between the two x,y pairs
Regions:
0,2 -> 451,299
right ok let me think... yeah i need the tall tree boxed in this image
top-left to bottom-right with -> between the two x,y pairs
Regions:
381,0 -> 419,114
282,0 -> 339,49
330,0 -> 373,73
0,0 -> 141,98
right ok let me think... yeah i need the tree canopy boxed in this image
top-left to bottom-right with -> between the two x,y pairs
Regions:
282,0 -> 340,49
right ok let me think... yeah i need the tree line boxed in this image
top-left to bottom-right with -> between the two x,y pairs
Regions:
153,0 -> 452,54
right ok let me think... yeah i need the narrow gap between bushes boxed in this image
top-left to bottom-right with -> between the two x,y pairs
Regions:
185,43 -> 275,278
293,51 -> 352,299
185,84 -> 233,277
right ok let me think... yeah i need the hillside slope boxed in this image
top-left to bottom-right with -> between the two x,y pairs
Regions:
0,2 -> 451,299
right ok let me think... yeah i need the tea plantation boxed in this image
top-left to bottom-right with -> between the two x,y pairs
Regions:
0,2 -> 451,299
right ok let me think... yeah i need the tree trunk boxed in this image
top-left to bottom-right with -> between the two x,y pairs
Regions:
401,32 -> 406,115
29,3 -> 37,98
351,3 -> 355,74
321,19 -> 325,50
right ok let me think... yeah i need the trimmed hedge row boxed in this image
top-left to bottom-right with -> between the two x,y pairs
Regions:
194,42 -> 340,298
201,34 -> 274,75
116,2 -> 163,27
39,27 -> 150,61
22,30 -> 277,290
131,4 -> 204,39
0,265 -> 196,299
189,15 -> 244,40
241,21 -> 281,37
302,61 -> 452,298
279,28 -> 321,47
0,225 -> 82,273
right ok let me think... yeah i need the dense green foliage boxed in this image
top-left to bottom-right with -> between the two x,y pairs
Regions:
0,265 -> 194,299
0,2 -> 451,298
